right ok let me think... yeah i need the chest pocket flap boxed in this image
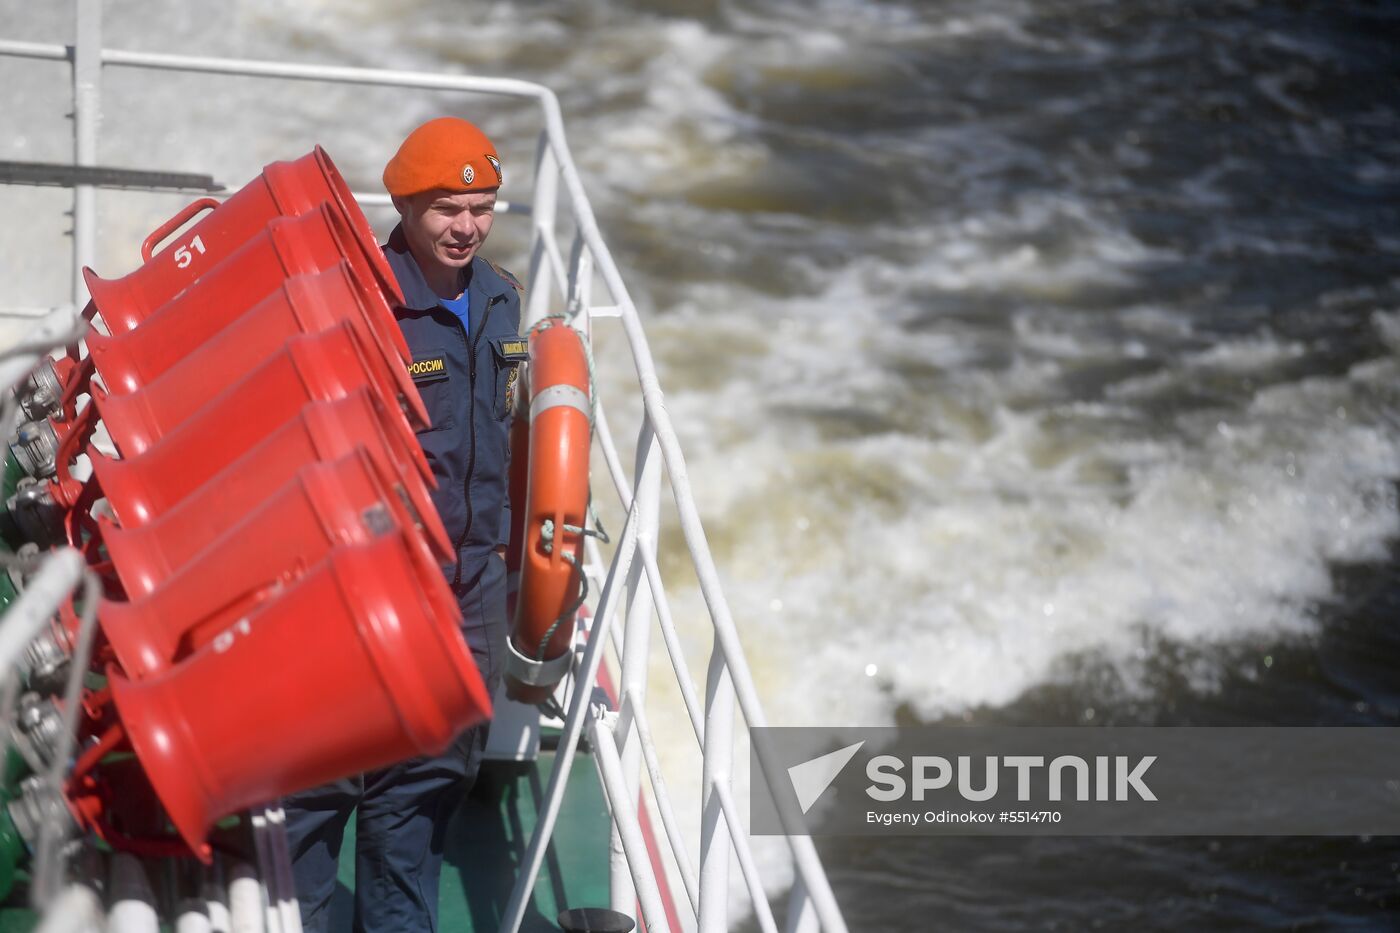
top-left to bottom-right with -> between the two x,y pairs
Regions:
490,336 -> 529,363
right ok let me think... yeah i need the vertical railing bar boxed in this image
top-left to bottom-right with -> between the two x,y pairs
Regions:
588,399 -> 633,707
679,587 -> 845,933
783,877 -> 819,933
591,400 -> 714,930
31,884 -> 102,933
593,399 -> 634,512
71,0 -> 101,308
613,418 -> 658,915
541,228 -> 569,302
637,545 -> 706,747
621,691 -> 701,917
499,454 -> 649,933
636,766 -> 695,933
615,337 -> 850,930
592,401 -> 710,746
248,811 -> 284,933
713,782 -> 780,933
605,576 -> 627,666
593,404 -> 707,747
590,715 -> 673,933
32,560 -> 98,906
583,533 -> 609,592
698,648 -> 734,933
264,807 -> 303,933
588,397 -> 632,661
565,230 -> 589,318
0,551 -> 84,674
590,149 -> 848,927
588,395 -> 638,726
586,559 -> 623,711
609,566 -> 641,913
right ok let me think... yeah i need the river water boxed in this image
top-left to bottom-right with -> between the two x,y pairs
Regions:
3,0 -> 1399,928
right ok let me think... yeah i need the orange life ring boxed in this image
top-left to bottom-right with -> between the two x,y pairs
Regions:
504,320 -> 591,704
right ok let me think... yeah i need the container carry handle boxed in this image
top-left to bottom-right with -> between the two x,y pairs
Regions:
141,197 -> 220,261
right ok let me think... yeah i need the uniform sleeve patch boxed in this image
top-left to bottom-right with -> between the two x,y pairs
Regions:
408,354 -> 448,382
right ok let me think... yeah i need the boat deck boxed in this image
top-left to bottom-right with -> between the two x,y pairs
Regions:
332,747 -> 612,932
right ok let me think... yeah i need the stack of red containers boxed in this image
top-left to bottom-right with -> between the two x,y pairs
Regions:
46,147 -> 489,861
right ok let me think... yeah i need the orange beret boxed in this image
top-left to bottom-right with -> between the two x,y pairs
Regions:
382,117 -> 503,197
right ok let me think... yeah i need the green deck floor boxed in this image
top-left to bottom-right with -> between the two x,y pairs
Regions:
0,886 -> 32,933
331,747 -> 612,932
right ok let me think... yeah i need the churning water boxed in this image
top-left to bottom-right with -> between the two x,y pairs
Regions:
3,0 -> 1399,928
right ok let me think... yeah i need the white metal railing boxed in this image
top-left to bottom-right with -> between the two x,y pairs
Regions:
0,3 -> 850,931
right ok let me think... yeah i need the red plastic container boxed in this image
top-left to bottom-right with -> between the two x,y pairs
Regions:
92,389 -> 446,557
84,202 -> 404,360
84,147 -> 400,335
100,448 -> 437,673
88,261 -> 410,397
94,322 -> 389,458
88,269 -> 427,436
107,531 -> 490,860
102,443 -> 408,598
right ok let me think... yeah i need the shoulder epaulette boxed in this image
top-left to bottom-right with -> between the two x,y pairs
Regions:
487,260 -> 524,294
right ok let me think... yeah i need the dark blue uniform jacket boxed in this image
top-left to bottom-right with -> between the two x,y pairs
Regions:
382,225 -> 525,590
283,233 -> 523,920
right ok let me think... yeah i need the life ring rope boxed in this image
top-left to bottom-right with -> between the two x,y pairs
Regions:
533,507 -> 610,664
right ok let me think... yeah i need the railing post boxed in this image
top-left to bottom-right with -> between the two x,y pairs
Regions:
783,875 -> 818,933
566,230 -> 594,349
612,416 -> 659,918
500,449 -> 651,933
524,130 -> 558,328
699,644 -> 734,932
71,0 -> 102,309
591,714 -> 672,933
566,231 -> 590,318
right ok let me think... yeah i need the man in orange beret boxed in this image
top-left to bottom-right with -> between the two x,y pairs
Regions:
284,116 -> 525,933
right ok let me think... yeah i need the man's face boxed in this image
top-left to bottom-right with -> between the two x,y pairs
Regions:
396,187 -> 498,275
